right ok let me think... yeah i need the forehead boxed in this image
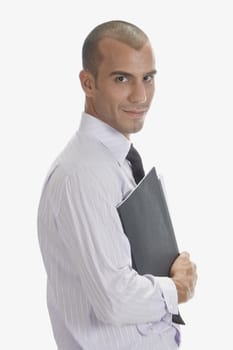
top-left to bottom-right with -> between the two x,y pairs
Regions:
97,38 -> 155,74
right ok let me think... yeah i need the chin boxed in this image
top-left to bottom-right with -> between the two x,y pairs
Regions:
131,120 -> 145,134
117,120 -> 145,137
130,128 -> 143,135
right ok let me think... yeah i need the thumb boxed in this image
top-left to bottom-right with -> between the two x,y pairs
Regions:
180,251 -> 190,258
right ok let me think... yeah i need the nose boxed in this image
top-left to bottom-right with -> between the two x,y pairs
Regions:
128,82 -> 147,104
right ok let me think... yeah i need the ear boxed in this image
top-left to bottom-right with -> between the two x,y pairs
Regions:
79,70 -> 95,97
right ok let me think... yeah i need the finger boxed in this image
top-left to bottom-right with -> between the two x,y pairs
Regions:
180,251 -> 190,258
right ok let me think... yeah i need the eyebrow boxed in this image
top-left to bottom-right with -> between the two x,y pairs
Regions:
109,69 -> 157,78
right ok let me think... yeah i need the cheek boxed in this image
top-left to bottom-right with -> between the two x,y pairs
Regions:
94,91 -> 116,116
108,84 -> 130,101
95,85 -> 130,113
144,88 -> 155,106
105,92 -> 126,111
149,84 -> 155,99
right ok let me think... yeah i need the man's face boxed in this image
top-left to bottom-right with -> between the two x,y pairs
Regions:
82,38 -> 156,139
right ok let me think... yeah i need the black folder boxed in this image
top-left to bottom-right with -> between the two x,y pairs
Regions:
117,167 -> 185,325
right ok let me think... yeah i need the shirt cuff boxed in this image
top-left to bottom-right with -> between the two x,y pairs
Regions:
157,277 -> 179,315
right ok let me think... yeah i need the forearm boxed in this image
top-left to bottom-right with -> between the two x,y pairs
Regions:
54,175 -> 178,326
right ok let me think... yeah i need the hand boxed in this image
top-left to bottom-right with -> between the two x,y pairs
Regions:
170,252 -> 197,304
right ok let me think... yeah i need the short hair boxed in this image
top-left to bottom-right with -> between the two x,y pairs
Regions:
82,20 -> 149,77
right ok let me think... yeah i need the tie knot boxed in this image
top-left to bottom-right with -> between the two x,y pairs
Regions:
126,144 -> 145,184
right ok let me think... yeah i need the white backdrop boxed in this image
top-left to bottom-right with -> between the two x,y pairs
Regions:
1,1 -> 232,349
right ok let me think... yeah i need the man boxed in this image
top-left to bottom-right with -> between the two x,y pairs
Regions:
38,20 -> 197,350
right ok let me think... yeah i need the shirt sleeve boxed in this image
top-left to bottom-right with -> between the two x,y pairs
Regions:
55,169 -> 178,327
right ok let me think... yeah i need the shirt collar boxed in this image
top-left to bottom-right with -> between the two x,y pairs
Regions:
78,112 -> 131,165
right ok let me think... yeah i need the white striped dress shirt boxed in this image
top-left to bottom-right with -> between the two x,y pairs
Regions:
37,113 -> 180,349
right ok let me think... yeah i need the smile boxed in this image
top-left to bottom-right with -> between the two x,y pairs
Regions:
123,109 -> 147,118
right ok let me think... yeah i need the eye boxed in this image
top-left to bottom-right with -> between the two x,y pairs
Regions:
143,74 -> 154,83
115,75 -> 128,83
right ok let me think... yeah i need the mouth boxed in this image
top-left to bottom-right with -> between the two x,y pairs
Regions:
123,109 -> 147,118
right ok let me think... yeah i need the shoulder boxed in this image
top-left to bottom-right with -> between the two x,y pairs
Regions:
58,132 -> 121,184
39,132 -> 124,214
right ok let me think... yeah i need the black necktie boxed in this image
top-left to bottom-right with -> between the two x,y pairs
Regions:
126,144 -> 145,184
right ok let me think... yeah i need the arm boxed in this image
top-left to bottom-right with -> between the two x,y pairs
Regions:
56,170 -> 178,326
